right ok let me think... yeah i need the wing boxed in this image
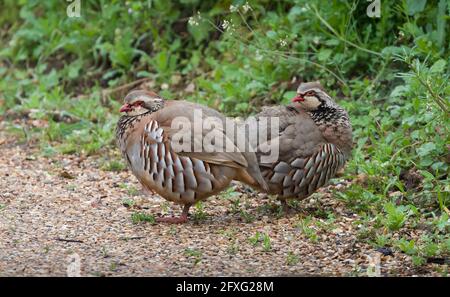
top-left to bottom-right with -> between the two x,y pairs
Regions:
152,101 -> 248,169
263,143 -> 346,197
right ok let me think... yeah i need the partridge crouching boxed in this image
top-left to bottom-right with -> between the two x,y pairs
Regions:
116,90 -> 267,223
249,82 -> 353,210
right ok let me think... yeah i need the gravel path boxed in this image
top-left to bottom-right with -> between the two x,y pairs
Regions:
0,138 -> 441,276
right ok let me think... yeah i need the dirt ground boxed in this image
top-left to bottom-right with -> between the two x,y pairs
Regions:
0,137 -> 443,276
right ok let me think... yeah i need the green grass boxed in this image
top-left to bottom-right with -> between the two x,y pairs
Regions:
102,160 -> 126,172
184,248 -> 202,265
131,212 -> 156,225
286,251 -> 300,266
0,0 -> 449,267
192,201 -> 208,222
249,231 -> 272,252
121,198 -> 135,208
296,216 -> 319,243
119,183 -> 140,196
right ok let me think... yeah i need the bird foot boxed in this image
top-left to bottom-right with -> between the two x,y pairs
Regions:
155,205 -> 190,224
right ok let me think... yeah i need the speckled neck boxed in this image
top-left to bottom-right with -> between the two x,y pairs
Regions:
309,106 -> 353,158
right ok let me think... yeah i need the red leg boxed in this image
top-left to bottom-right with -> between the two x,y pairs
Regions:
156,204 -> 191,224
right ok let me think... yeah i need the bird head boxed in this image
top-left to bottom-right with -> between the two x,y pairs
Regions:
291,81 -> 336,111
120,90 -> 164,116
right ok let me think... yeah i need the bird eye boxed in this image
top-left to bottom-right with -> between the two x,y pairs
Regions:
305,91 -> 315,96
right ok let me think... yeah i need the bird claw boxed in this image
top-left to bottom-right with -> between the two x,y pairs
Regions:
155,204 -> 191,224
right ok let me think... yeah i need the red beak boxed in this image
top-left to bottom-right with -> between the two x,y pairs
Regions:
292,95 -> 304,102
119,103 -> 132,113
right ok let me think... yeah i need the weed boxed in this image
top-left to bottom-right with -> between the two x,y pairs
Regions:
103,160 -> 126,172
249,232 -> 261,246
109,262 -> 118,272
248,232 -> 272,252
297,216 -> 319,243
262,233 -> 272,252
131,212 -> 156,225
121,198 -> 135,208
227,241 -> 239,255
192,201 -> 208,222
286,251 -> 299,266
239,210 -> 255,223
184,248 -> 202,265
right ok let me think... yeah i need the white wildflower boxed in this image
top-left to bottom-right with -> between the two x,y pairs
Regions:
279,39 -> 287,47
229,4 -> 238,12
222,19 -> 230,30
300,7 -> 308,13
188,12 -> 201,26
188,16 -> 199,26
242,2 -> 252,13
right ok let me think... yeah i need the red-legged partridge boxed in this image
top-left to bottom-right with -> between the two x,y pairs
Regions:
250,81 -> 352,209
116,90 -> 267,223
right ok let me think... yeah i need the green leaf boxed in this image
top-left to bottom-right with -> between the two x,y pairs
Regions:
382,46 -> 406,56
317,49 -> 332,62
369,108 -> 380,117
416,142 -> 436,157
235,102 -> 249,112
136,71 -> 152,78
188,19 -> 211,45
430,59 -> 447,74
405,0 -> 427,15
419,170 -> 435,180
436,0 -> 447,47
390,85 -> 409,98
266,31 -> 277,39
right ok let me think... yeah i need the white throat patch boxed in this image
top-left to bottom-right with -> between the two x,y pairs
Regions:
302,95 -> 321,110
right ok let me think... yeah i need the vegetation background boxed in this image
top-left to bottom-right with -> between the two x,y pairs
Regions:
0,0 -> 448,270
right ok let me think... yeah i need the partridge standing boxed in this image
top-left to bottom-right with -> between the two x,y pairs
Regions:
249,81 -> 352,209
116,90 -> 267,223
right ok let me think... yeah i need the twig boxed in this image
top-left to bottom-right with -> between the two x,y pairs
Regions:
55,237 -> 84,243
119,236 -> 145,241
237,9 -> 256,38
415,74 -> 449,114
